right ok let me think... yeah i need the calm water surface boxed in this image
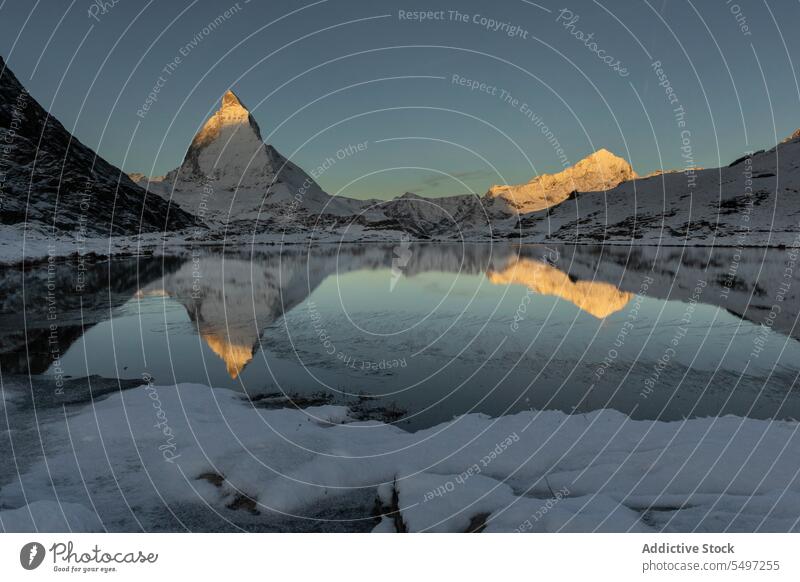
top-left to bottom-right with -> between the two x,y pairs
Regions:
3,243 -> 799,430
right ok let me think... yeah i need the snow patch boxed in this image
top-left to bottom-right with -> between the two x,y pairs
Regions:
2,383 -> 799,532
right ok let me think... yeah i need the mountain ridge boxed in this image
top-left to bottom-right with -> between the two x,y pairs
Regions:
129,90 -> 644,238
124,88 -> 800,247
0,56 -> 193,236
131,90 -> 363,224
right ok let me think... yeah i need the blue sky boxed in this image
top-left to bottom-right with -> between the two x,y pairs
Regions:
2,0 -> 799,199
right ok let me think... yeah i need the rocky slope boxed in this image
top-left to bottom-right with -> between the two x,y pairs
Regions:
373,150 -> 637,239
0,56 -> 192,236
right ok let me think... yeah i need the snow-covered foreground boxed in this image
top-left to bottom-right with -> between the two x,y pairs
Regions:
2,381 -> 799,533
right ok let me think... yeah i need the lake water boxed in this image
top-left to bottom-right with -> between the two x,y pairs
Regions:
3,243 -> 798,431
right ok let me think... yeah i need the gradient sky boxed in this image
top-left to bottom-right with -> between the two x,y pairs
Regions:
2,0 -> 799,199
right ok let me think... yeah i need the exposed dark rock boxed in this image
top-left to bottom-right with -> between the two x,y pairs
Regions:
0,56 -> 194,235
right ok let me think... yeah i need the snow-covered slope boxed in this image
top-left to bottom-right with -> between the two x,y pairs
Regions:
3,381 -> 799,532
369,139 -> 800,246
0,56 -> 192,236
519,135 -> 800,246
128,93 -> 642,240
378,191 -> 500,237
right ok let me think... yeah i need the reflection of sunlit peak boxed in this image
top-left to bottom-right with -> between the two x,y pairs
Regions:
488,257 -> 632,319
201,332 -> 255,379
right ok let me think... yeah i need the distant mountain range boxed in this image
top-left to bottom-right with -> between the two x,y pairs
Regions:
131,90 -> 642,240
0,56 -> 192,236
130,87 -> 800,246
2,54 -> 798,248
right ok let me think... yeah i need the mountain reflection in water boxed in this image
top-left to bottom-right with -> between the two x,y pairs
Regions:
1,243 -> 798,429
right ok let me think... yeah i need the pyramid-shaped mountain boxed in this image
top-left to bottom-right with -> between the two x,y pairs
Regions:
134,91 -> 362,223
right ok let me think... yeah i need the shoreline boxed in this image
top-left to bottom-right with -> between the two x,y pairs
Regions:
2,232 -> 796,268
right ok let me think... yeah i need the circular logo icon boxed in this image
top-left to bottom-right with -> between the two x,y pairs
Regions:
19,542 -> 46,570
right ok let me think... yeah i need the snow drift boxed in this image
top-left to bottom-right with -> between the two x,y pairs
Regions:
2,381 -> 798,533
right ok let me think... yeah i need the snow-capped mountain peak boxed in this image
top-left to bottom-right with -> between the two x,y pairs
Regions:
221,90 -> 254,122
131,90 -> 363,223
782,128 -> 800,143
191,90 -> 262,149
178,89 -> 272,192
486,148 -> 637,213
